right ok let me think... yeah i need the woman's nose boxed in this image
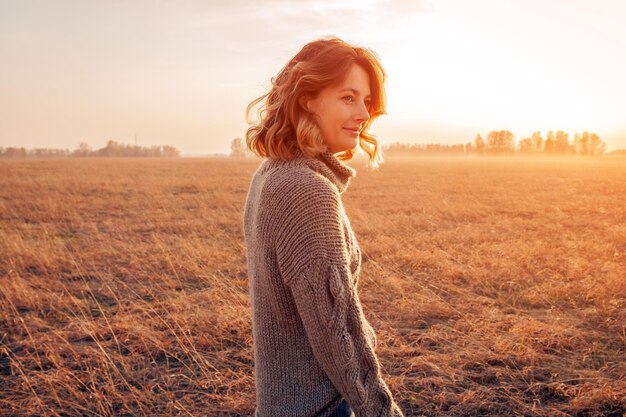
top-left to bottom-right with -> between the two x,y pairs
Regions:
355,101 -> 370,122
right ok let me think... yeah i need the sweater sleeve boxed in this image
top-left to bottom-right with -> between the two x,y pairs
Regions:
272,175 -> 404,417
364,317 -> 378,350
289,259 -> 403,417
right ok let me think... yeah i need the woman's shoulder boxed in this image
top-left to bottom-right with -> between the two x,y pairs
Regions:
257,156 -> 339,199
247,157 -> 341,222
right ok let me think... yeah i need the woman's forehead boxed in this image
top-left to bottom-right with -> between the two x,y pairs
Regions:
332,65 -> 371,96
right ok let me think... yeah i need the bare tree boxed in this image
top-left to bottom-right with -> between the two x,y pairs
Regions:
163,146 -> 180,158
554,130 -> 572,154
518,137 -> 533,154
574,132 -> 588,155
589,132 -> 606,156
230,138 -> 247,158
573,132 -> 605,156
486,130 -> 514,154
473,133 -> 485,154
73,142 -> 92,157
544,131 -> 556,154
531,131 -> 544,153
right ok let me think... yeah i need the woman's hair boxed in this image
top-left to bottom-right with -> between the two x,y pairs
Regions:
246,37 -> 387,168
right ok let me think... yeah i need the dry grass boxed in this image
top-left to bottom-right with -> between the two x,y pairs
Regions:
1,155 -> 624,416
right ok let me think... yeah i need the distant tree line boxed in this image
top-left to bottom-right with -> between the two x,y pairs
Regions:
385,143 -> 468,154
0,140 -> 180,158
384,130 -> 613,156
471,130 -> 606,155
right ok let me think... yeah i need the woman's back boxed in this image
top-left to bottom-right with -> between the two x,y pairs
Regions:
243,150 -> 403,417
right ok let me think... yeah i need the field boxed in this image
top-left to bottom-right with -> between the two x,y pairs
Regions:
1,155 -> 624,417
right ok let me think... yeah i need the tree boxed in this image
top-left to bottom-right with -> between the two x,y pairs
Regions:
162,145 -> 180,158
544,131 -> 556,154
554,130 -> 571,154
486,130 -> 514,154
588,132 -> 606,156
531,131 -> 544,153
573,132 -> 605,156
73,142 -> 92,157
518,137 -> 533,154
96,140 -> 121,157
473,133 -> 485,154
574,132 -> 588,155
230,137 -> 247,158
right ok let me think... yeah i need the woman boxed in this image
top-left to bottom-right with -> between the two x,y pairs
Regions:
243,38 -> 404,417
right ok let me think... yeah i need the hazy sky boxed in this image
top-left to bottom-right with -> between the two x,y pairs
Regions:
2,0 -> 625,154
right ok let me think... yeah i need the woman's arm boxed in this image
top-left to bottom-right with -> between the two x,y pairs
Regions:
287,258 -> 402,417
364,317 -> 378,350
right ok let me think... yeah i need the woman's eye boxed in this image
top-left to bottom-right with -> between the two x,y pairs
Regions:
342,96 -> 354,104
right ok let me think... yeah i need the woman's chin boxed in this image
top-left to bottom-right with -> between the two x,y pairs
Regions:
326,138 -> 359,154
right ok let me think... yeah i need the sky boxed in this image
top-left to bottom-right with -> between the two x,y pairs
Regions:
1,0 -> 625,155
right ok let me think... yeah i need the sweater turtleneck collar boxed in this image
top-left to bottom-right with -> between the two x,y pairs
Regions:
298,149 -> 356,194
265,148 -> 356,194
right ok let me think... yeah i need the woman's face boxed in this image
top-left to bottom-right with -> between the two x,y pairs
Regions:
306,64 -> 371,154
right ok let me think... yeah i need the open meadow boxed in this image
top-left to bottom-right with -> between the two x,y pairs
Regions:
1,155 -> 624,417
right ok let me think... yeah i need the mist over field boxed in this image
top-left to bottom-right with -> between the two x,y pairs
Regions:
1,155 -> 624,416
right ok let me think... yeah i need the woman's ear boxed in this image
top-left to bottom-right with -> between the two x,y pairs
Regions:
298,95 -> 310,112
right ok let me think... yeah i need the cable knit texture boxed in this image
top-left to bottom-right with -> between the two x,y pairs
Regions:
243,150 -> 404,417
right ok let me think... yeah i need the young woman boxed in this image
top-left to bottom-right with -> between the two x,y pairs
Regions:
243,38 -> 404,417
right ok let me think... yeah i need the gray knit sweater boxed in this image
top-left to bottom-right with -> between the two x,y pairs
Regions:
243,149 -> 404,417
